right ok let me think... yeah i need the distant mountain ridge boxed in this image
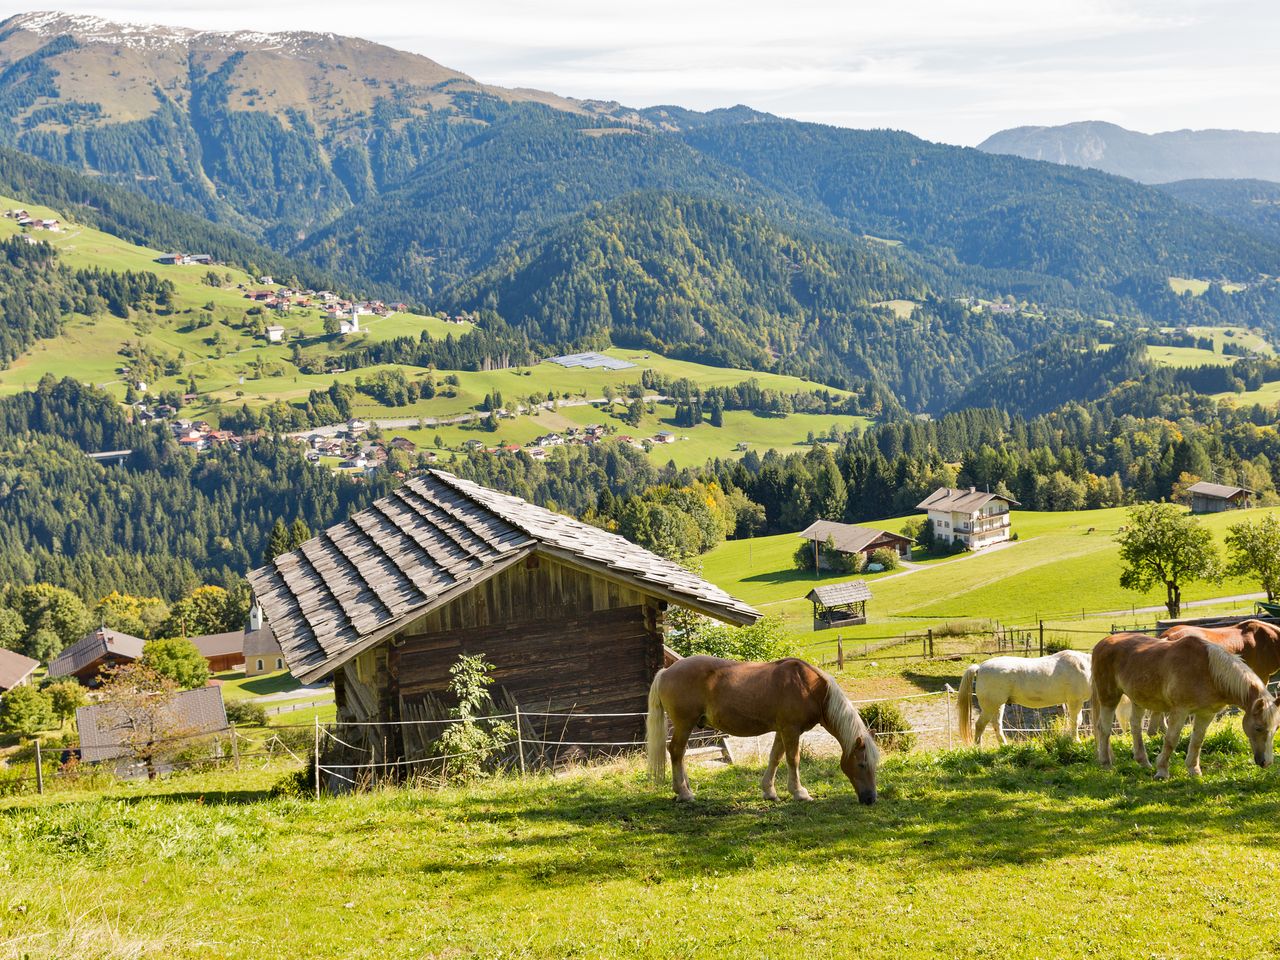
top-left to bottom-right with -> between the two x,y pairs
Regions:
5,11 -> 1280,412
978,121 -> 1280,184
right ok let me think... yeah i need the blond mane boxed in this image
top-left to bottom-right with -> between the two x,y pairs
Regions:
819,670 -> 881,767
1203,639 -> 1267,707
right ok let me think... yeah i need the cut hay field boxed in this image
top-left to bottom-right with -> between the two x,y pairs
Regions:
702,506 -> 1280,642
2,739 -> 1279,960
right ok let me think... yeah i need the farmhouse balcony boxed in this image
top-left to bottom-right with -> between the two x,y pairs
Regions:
957,515 -> 1010,535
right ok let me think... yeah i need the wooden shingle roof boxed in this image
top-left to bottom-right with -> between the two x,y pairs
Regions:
249,470 -> 759,683
0,648 -> 39,692
48,627 -> 145,679
806,581 -> 872,607
798,520 -> 913,554
1187,481 -> 1251,500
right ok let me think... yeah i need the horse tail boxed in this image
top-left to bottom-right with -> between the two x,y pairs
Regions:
646,669 -> 668,783
957,664 -> 978,745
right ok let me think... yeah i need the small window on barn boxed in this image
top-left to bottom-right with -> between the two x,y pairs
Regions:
256,659 -> 264,671
276,658 -> 284,670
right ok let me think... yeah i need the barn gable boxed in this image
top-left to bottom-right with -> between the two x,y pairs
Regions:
248,470 -> 759,684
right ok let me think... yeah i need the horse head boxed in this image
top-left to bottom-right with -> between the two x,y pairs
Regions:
1243,695 -> 1280,768
839,733 -> 880,805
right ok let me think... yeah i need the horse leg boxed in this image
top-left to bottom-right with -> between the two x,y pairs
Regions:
1129,699 -> 1151,770
1095,702 -> 1116,768
1185,711 -> 1213,777
782,729 -> 811,801
1065,701 -> 1080,740
1154,709 -> 1188,780
973,706 -> 990,745
668,720 -> 695,801
760,733 -> 785,801
995,703 -> 1008,746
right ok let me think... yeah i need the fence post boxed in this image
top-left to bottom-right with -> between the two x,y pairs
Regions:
515,705 -> 527,777
313,716 -> 321,801
230,723 -> 241,773
1039,620 -> 1045,657
928,628 -> 934,658
34,738 -> 44,795
837,636 -> 844,672
944,687 -> 953,750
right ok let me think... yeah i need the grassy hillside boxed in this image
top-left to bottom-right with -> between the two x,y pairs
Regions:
3,744 -> 1279,959
703,506 -> 1280,640
0,195 -> 466,396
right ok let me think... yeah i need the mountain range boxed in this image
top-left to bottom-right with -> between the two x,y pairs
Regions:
979,121 -> 1280,184
3,12 -> 1280,411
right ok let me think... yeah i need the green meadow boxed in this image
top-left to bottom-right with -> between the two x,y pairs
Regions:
702,506 -> 1280,644
3,735 -> 1279,960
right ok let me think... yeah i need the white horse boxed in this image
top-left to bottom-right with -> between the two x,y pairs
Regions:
957,650 -> 1110,744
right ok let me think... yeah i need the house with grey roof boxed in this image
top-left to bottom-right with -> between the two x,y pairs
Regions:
248,470 -> 758,774
48,627 -> 145,685
798,520 -> 914,570
1187,481 -> 1253,514
76,686 -> 228,767
0,648 -> 39,695
917,486 -> 1020,551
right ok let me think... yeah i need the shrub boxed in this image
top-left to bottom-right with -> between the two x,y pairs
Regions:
225,700 -> 268,726
142,637 -> 210,689
1044,637 -> 1074,654
0,684 -> 55,737
432,655 -> 515,782
868,547 -> 899,571
857,700 -> 916,752
667,614 -> 797,662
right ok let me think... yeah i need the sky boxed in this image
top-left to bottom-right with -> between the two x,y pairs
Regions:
27,0 -> 1280,145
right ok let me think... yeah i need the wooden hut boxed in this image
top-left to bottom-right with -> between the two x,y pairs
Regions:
806,581 -> 872,630
248,470 -> 758,777
1187,481 -> 1253,513
798,520 -> 914,569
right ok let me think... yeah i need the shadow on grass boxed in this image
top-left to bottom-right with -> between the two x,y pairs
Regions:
401,741 -> 1280,885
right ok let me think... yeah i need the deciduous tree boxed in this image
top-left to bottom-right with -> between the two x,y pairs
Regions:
1116,502 -> 1220,619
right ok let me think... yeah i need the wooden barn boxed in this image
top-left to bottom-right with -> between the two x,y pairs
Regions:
48,627 -> 144,685
248,470 -> 758,776
1187,481 -> 1253,513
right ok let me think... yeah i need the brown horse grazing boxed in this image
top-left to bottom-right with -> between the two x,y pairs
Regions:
1092,632 -> 1280,778
646,655 -> 881,804
1161,619 -> 1280,681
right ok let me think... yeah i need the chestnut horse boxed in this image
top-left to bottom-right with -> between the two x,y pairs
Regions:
645,655 -> 880,804
1161,619 -> 1280,681
1092,632 -> 1280,778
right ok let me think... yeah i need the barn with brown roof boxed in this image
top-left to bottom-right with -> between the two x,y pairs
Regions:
1187,481 -> 1253,513
48,627 -> 145,685
248,470 -> 759,774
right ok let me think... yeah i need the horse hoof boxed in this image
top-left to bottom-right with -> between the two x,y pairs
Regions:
1154,769 -> 1170,781
676,792 -> 695,802
792,790 -> 813,802
762,792 -> 780,802
1137,760 -> 1152,770
1188,767 -> 1202,777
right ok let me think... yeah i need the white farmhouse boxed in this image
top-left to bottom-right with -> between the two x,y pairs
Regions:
265,324 -> 286,343
916,487 -> 1018,551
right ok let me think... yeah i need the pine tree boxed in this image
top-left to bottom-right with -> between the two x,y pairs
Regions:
268,519 -> 292,560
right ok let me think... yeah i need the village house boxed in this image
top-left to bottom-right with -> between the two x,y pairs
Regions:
76,686 -> 228,766
347,418 -> 368,434
1187,481 -> 1254,513
798,520 -> 914,570
917,487 -> 1019,550
48,627 -> 145,685
0,648 -> 39,696
248,471 -> 758,781
654,430 -> 676,444
265,324 -> 286,343
389,437 -> 417,452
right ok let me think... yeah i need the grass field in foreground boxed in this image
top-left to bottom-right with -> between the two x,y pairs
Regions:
703,506 -> 1280,640
2,736 -> 1278,959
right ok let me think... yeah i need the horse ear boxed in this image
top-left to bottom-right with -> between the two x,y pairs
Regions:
855,736 -> 865,750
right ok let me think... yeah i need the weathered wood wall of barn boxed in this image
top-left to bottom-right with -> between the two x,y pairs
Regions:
378,553 -> 666,748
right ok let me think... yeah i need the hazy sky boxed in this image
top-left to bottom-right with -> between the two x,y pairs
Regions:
33,0 -> 1280,144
